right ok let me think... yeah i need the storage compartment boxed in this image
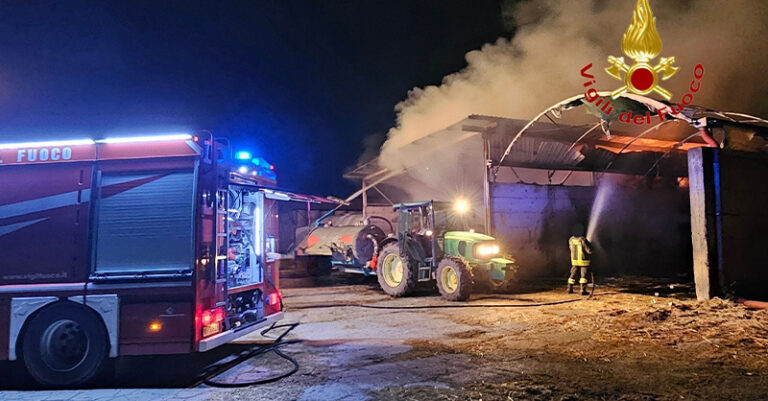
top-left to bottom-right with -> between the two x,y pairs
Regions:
94,169 -> 196,275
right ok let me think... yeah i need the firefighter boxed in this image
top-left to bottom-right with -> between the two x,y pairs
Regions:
567,224 -> 592,295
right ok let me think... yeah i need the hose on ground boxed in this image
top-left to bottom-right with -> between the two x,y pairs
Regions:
196,277 -> 606,386
197,322 -> 300,388
292,298 -> 583,310
291,287 -> 615,311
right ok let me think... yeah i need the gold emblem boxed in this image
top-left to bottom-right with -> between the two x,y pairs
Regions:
605,0 -> 678,100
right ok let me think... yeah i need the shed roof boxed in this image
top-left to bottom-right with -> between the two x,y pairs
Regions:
346,93 -> 768,181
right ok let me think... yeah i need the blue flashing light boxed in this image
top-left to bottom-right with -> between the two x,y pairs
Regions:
235,151 -> 252,160
251,157 -> 272,168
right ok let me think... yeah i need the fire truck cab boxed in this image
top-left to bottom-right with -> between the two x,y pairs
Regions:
0,132 -> 303,386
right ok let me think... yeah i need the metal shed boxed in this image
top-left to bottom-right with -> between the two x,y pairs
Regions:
344,93 -> 768,294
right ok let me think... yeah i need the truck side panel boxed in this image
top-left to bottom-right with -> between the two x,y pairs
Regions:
0,298 -> 8,360
0,163 -> 92,285
119,300 -> 194,355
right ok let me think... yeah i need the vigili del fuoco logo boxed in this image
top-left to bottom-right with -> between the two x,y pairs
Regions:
579,0 -> 705,125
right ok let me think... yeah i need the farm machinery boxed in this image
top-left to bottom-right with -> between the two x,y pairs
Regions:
297,200 -> 517,301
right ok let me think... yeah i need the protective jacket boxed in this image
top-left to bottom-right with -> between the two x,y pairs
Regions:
569,236 -> 592,267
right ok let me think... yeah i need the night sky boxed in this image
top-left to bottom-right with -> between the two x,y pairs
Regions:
0,1 -> 512,196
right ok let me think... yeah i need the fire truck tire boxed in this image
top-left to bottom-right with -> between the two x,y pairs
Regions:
20,301 -> 110,388
436,257 -> 472,301
376,243 -> 418,297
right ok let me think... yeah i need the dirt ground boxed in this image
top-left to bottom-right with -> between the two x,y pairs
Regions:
2,275 -> 768,401
205,275 -> 768,401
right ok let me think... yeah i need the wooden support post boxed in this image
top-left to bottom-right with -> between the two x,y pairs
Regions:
688,147 -> 722,300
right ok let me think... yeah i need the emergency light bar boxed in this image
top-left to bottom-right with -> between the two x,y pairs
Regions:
235,151 -> 252,160
96,134 -> 192,144
0,139 -> 95,150
0,134 -> 193,149
232,149 -> 276,181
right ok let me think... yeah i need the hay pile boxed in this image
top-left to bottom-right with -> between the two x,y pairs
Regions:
591,297 -> 768,368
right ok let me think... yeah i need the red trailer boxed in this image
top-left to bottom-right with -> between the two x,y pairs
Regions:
0,132 -> 304,386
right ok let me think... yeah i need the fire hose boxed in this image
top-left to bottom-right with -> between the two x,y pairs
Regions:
197,276 -> 601,387
196,323 -> 301,388
295,275 -> 604,311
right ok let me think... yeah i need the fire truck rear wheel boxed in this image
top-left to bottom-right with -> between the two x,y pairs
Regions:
436,257 -> 472,301
20,301 -> 110,388
376,242 -> 417,297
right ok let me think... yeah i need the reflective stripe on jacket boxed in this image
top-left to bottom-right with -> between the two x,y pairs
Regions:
569,236 -> 591,266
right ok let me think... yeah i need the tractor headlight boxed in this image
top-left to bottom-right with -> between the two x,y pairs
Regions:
474,242 -> 500,258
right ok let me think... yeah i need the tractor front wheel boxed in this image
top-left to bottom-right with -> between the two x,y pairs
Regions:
436,257 -> 472,301
376,243 -> 418,297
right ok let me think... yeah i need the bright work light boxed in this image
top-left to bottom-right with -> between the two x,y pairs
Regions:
454,198 -> 470,214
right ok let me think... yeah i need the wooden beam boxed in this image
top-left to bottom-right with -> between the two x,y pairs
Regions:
688,147 -> 722,300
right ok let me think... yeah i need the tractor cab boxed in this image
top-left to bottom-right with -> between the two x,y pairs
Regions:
393,201 -> 441,279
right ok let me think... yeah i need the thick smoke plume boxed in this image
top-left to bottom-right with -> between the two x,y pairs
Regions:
380,0 -> 768,173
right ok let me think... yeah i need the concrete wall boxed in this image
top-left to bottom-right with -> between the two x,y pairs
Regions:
491,183 -> 593,278
491,176 -> 692,279
689,148 -> 768,300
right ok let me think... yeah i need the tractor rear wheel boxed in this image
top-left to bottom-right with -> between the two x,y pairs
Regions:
376,242 -> 418,297
436,257 -> 472,301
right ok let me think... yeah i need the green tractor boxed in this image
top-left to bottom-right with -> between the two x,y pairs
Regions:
376,200 -> 517,301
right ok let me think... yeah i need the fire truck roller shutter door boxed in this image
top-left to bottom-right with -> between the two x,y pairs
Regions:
94,170 -> 196,275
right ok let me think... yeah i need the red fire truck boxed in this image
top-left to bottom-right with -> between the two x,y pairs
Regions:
0,132 -> 320,386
